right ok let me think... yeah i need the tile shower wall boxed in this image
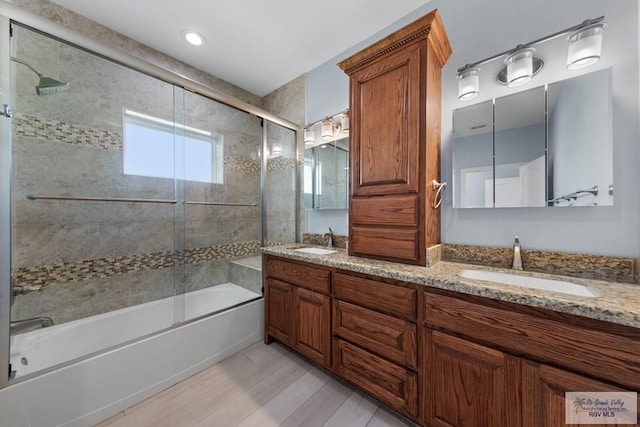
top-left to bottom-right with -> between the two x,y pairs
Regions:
262,74 -> 306,240
11,24 -> 263,325
264,122 -> 298,245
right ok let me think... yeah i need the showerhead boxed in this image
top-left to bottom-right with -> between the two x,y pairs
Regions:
11,56 -> 69,96
36,76 -> 69,95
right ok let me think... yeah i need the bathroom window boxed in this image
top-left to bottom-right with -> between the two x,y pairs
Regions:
123,109 -> 223,184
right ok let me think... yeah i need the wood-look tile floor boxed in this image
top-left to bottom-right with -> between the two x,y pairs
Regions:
95,341 -> 415,427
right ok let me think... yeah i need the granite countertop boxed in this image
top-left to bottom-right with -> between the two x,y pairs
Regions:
263,244 -> 640,329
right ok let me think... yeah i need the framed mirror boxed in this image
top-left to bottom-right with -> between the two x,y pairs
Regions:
452,68 -> 613,208
303,137 -> 349,209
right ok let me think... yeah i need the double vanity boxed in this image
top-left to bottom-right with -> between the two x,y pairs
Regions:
263,245 -> 639,426
273,7 -> 639,426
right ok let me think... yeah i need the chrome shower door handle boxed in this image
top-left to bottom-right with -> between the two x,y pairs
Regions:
431,180 -> 447,209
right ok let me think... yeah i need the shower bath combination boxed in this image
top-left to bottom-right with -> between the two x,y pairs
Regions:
0,14 -> 297,426
10,56 -> 69,95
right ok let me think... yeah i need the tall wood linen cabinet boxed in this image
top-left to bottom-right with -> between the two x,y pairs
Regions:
338,10 -> 451,265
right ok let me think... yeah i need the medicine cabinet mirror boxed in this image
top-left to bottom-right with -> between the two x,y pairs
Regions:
303,137 -> 349,209
452,68 -> 613,208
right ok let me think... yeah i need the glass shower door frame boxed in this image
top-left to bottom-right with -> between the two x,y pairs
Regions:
0,14 -> 12,389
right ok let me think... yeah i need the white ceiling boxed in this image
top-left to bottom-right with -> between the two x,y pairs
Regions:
49,0 -> 433,97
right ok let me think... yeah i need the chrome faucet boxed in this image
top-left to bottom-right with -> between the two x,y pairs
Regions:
322,227 -> 334,248
512,236 -> 523,270
10,316 -> 54,334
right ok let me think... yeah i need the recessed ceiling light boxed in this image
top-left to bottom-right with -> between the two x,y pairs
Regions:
183,31 -> 205,46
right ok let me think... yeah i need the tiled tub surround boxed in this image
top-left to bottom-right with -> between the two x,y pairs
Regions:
263,244 -> 640,329
10,24 -> 297,328
12,242 -> 264,325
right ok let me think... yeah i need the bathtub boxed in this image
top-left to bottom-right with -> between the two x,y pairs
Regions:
0,283 -> 264,427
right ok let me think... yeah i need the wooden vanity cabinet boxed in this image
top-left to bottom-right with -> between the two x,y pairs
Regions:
338,10 -> 451,266
422,289 -> 640,427
265,255 -> 639,426
332,271 -> 419,419
264,256 -> 331,368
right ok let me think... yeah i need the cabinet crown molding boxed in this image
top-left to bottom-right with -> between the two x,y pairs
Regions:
338,9 -> 452,75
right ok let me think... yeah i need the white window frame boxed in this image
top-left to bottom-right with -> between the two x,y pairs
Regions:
123,109 -> 223,184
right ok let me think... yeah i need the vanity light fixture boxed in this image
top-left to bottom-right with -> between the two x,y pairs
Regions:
457,67 -> 480,101
457,16 -> 606,100
183,30 -> 205,46
321,118 -> 335,140
304,109 -> 349,146
303,127 -> 315,144
566,22 -> 607,70
340,112 -> 349,133
504,47 -> 535,87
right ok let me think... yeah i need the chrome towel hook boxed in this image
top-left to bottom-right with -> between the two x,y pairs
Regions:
431,180 -> 447,209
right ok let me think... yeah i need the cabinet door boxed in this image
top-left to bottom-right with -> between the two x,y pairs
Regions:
265,278 -> 294,345
425,330 -> 520,427
294,288 -> 331,367
522,362 -> 639,427
350,42 -> 422,197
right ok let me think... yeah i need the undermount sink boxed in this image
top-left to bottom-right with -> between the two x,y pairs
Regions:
293,247 -> 338,255
459,269 -> 597,298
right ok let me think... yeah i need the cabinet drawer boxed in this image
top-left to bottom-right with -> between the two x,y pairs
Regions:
333,272 -> 416,320
351,195 -> 419,227
265,256 -> 330,294
424,291 -> 640,390
333,338 -> 418,419
350,226 -> 420,264
333,300 -> 416,369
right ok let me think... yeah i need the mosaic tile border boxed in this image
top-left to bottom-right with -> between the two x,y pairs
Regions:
267,156 -> 296,173
14,113 -> 122,150
321,175 -> 347,187
14,241 -> 262,287
442,244 -> 639,284
225,156 -> 260,174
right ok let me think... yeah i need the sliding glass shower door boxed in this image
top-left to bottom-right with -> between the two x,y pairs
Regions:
8,23 -> 181,378
3,20 -> 293,381
179,90 -> 264,321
